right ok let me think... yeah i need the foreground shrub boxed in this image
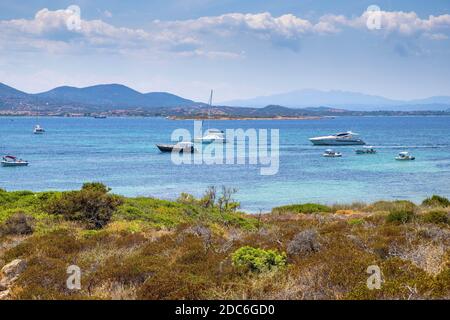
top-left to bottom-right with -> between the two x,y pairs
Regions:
422,210 -> 449,225
287,229 -> 321,256
367,200 -> 416,213
272,203 -> 331,214
422,195 -> 450,208
383,201 -> 417,224
386,209 -> 415,224
0,212 -> 35,236
46,182 -> 123,229
231,246 -> 287,273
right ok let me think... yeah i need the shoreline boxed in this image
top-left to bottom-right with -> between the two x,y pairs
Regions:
1,186 -> 447,214
166,115 -> 328,120
1,113 -> 450,119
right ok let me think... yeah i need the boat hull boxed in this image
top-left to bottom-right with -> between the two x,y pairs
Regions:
193,138 -> 226,144
395,157 -> 415,161
323,154 -> 342,158
1,161 -> 29,167
156,144 -> 195,153
310,139 -> 365,146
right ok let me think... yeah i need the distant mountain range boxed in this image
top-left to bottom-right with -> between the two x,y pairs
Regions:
222,89 -> 450,111
0,83 -> 197,112
1,83 -> 449,117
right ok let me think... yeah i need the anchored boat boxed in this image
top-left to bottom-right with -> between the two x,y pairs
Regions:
395,151 -> 415,161
33,124 -> 45,134
310,131 -> 365,146
194,90 -> 226,144
355,146 -> 376,154
323,149 -> 342,158
156,142 -> 196,153
194,129 -> 226,144
1,155 -> 29,167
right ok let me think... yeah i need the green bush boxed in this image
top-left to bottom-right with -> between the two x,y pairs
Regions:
272,203 -> 331,214
367,200 -> 416,213
46,183 -> 123,229
386,209 -> 415,224
231,246 -> 287,273
422,195 -> 450,208
348,218 -> 364,226
422,210 -> 449,225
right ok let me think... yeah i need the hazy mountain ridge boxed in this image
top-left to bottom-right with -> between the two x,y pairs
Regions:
222,89 -> 450,111
0,83 -> 449,116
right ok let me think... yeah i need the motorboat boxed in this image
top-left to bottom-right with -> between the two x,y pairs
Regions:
33,124 -> 45,134
156,142 -> 196,153
94,115 -> 107,119
395,151 -> 415,161
355,146 -> 376,154
323,149 -> 342,157
310,131 -> 365,145
1,155 -> 29,167
194,129 -> 226,144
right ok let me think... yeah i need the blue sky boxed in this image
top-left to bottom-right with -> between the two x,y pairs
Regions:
0,0 -> 449,102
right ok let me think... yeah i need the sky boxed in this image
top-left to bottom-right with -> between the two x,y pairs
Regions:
0,0 -> 449,102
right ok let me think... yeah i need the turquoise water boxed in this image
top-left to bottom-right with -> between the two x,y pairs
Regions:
1,116 -> 449,212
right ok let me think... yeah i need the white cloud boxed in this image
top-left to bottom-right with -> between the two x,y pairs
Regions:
153,10 -> 450,52
154,12 -> 323,41
320,10 -> 450,38
0,8 -> 221,58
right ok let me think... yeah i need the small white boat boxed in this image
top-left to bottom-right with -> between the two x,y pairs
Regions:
33,124 -> 45,134
323,149 -> 342,157
1,155 -> 29,167
194,129 -> 226,144
395,151 -> 415,161
310,131 -> 365,145
355,146 -> 376,154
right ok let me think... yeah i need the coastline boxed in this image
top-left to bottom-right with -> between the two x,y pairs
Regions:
166,115 -> 328,120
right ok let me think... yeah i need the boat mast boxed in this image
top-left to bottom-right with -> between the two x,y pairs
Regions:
207,89 -> 213,130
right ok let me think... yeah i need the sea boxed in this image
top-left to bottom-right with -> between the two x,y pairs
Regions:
1,116 -> 449,212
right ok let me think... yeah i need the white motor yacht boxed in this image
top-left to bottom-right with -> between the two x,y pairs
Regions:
310,131 -> 365,145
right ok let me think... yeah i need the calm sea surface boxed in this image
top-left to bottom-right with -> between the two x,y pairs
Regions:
1,116 -> 449,212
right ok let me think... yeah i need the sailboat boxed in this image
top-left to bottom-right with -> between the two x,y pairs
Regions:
33,107 -> 45,134
193,90 -> 226,144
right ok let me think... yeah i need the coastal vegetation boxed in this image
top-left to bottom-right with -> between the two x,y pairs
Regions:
0,185 -> 449,300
